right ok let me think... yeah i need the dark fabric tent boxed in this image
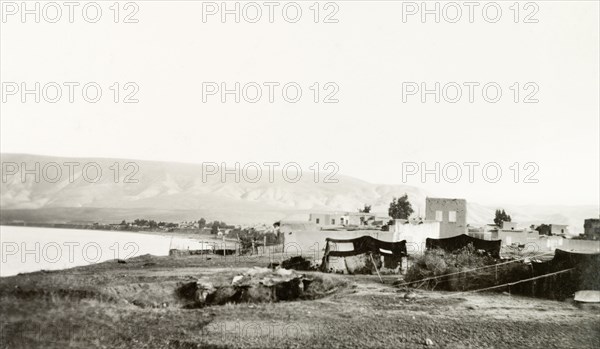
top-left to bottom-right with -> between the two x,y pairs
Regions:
320,236 -> 407,272
425,234 -> 502,258
325,236 -> 407,257
530,249 -> 600,299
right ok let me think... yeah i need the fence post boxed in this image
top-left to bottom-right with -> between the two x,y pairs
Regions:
495,265 -> 498,284
530,264 -> 535,296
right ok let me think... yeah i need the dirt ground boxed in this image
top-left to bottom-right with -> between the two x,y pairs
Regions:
1,253 -> 598,349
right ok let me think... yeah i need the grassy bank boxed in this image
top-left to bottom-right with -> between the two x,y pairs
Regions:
1,253 -> 599,348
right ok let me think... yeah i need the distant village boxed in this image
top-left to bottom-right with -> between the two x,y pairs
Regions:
88,197 -> 600,245
275,197 -> 600,259
5,196 -> 600,256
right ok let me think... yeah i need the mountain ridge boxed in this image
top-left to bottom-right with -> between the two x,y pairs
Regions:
1,153 -> 597,232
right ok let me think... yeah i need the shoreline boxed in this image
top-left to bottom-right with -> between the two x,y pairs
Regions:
0,225 -> 240,277
0,222 -> 239,243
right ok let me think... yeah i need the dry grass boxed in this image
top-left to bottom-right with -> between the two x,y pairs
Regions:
1,253 -> 599,348
404,245 -> 532,292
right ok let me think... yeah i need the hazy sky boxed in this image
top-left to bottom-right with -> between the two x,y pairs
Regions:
1,1 -> 599,206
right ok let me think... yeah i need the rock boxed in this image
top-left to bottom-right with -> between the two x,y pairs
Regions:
404,291 -> 417,300
207,286 -> 238,305
280,256 -> 312,271
425,338 -> 434,346
275,268 -> 295,276
197,280 -> 215,298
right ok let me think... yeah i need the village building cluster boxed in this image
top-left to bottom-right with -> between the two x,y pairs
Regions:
277,197 -> 600,265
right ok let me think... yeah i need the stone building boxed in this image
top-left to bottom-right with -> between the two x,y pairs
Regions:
425,197 -> 467,237
390,219 -> 441,254
583,218 -> 600,240
308,212 -> 347,227
308,212 -> 390,227
550,224 -> 569,235
501,221 -> 519,230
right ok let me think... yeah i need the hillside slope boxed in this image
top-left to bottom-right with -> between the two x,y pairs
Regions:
1,154 -> 597,230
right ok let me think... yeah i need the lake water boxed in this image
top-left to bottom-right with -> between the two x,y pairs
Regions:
0,225 -> 215,277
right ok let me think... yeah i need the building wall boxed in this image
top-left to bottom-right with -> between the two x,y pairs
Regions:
561,238 -> 600,252
501,221 -> 519,230
346,213 -> 372,226
348,215 -> 360,225
390,219 -> 440,254
531,237 -> 599,253
309,212 -> 387,227
468,231 -> 493,241
309,213 -> 346,226
543,236 -> 564,251
550,224 -> 569,235
425,198 -> 467,237
583,219 -> 600,240
488,231 -> 600,254
283,229 -> 394,260
492,230 -> 541,245
482,225 -> 499,233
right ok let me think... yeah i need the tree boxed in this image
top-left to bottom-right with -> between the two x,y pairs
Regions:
358,204 -> 372,213
535,224 -> 552,236
198,218 -> 206,229
211,222 -> 219,234
388,194 -> 414,219
493,209 -> 512,226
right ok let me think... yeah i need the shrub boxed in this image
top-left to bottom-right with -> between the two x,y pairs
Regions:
405,243 -> 505,291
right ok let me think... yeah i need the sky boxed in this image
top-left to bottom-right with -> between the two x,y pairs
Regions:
1,0 -> 599,207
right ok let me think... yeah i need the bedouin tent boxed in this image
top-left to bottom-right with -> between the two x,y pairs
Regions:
425,234 -> 502,258
530,249 -> 600,300
320,235 -> 407,273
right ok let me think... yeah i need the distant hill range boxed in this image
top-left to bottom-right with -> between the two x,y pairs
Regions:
1,154 -> 597,233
